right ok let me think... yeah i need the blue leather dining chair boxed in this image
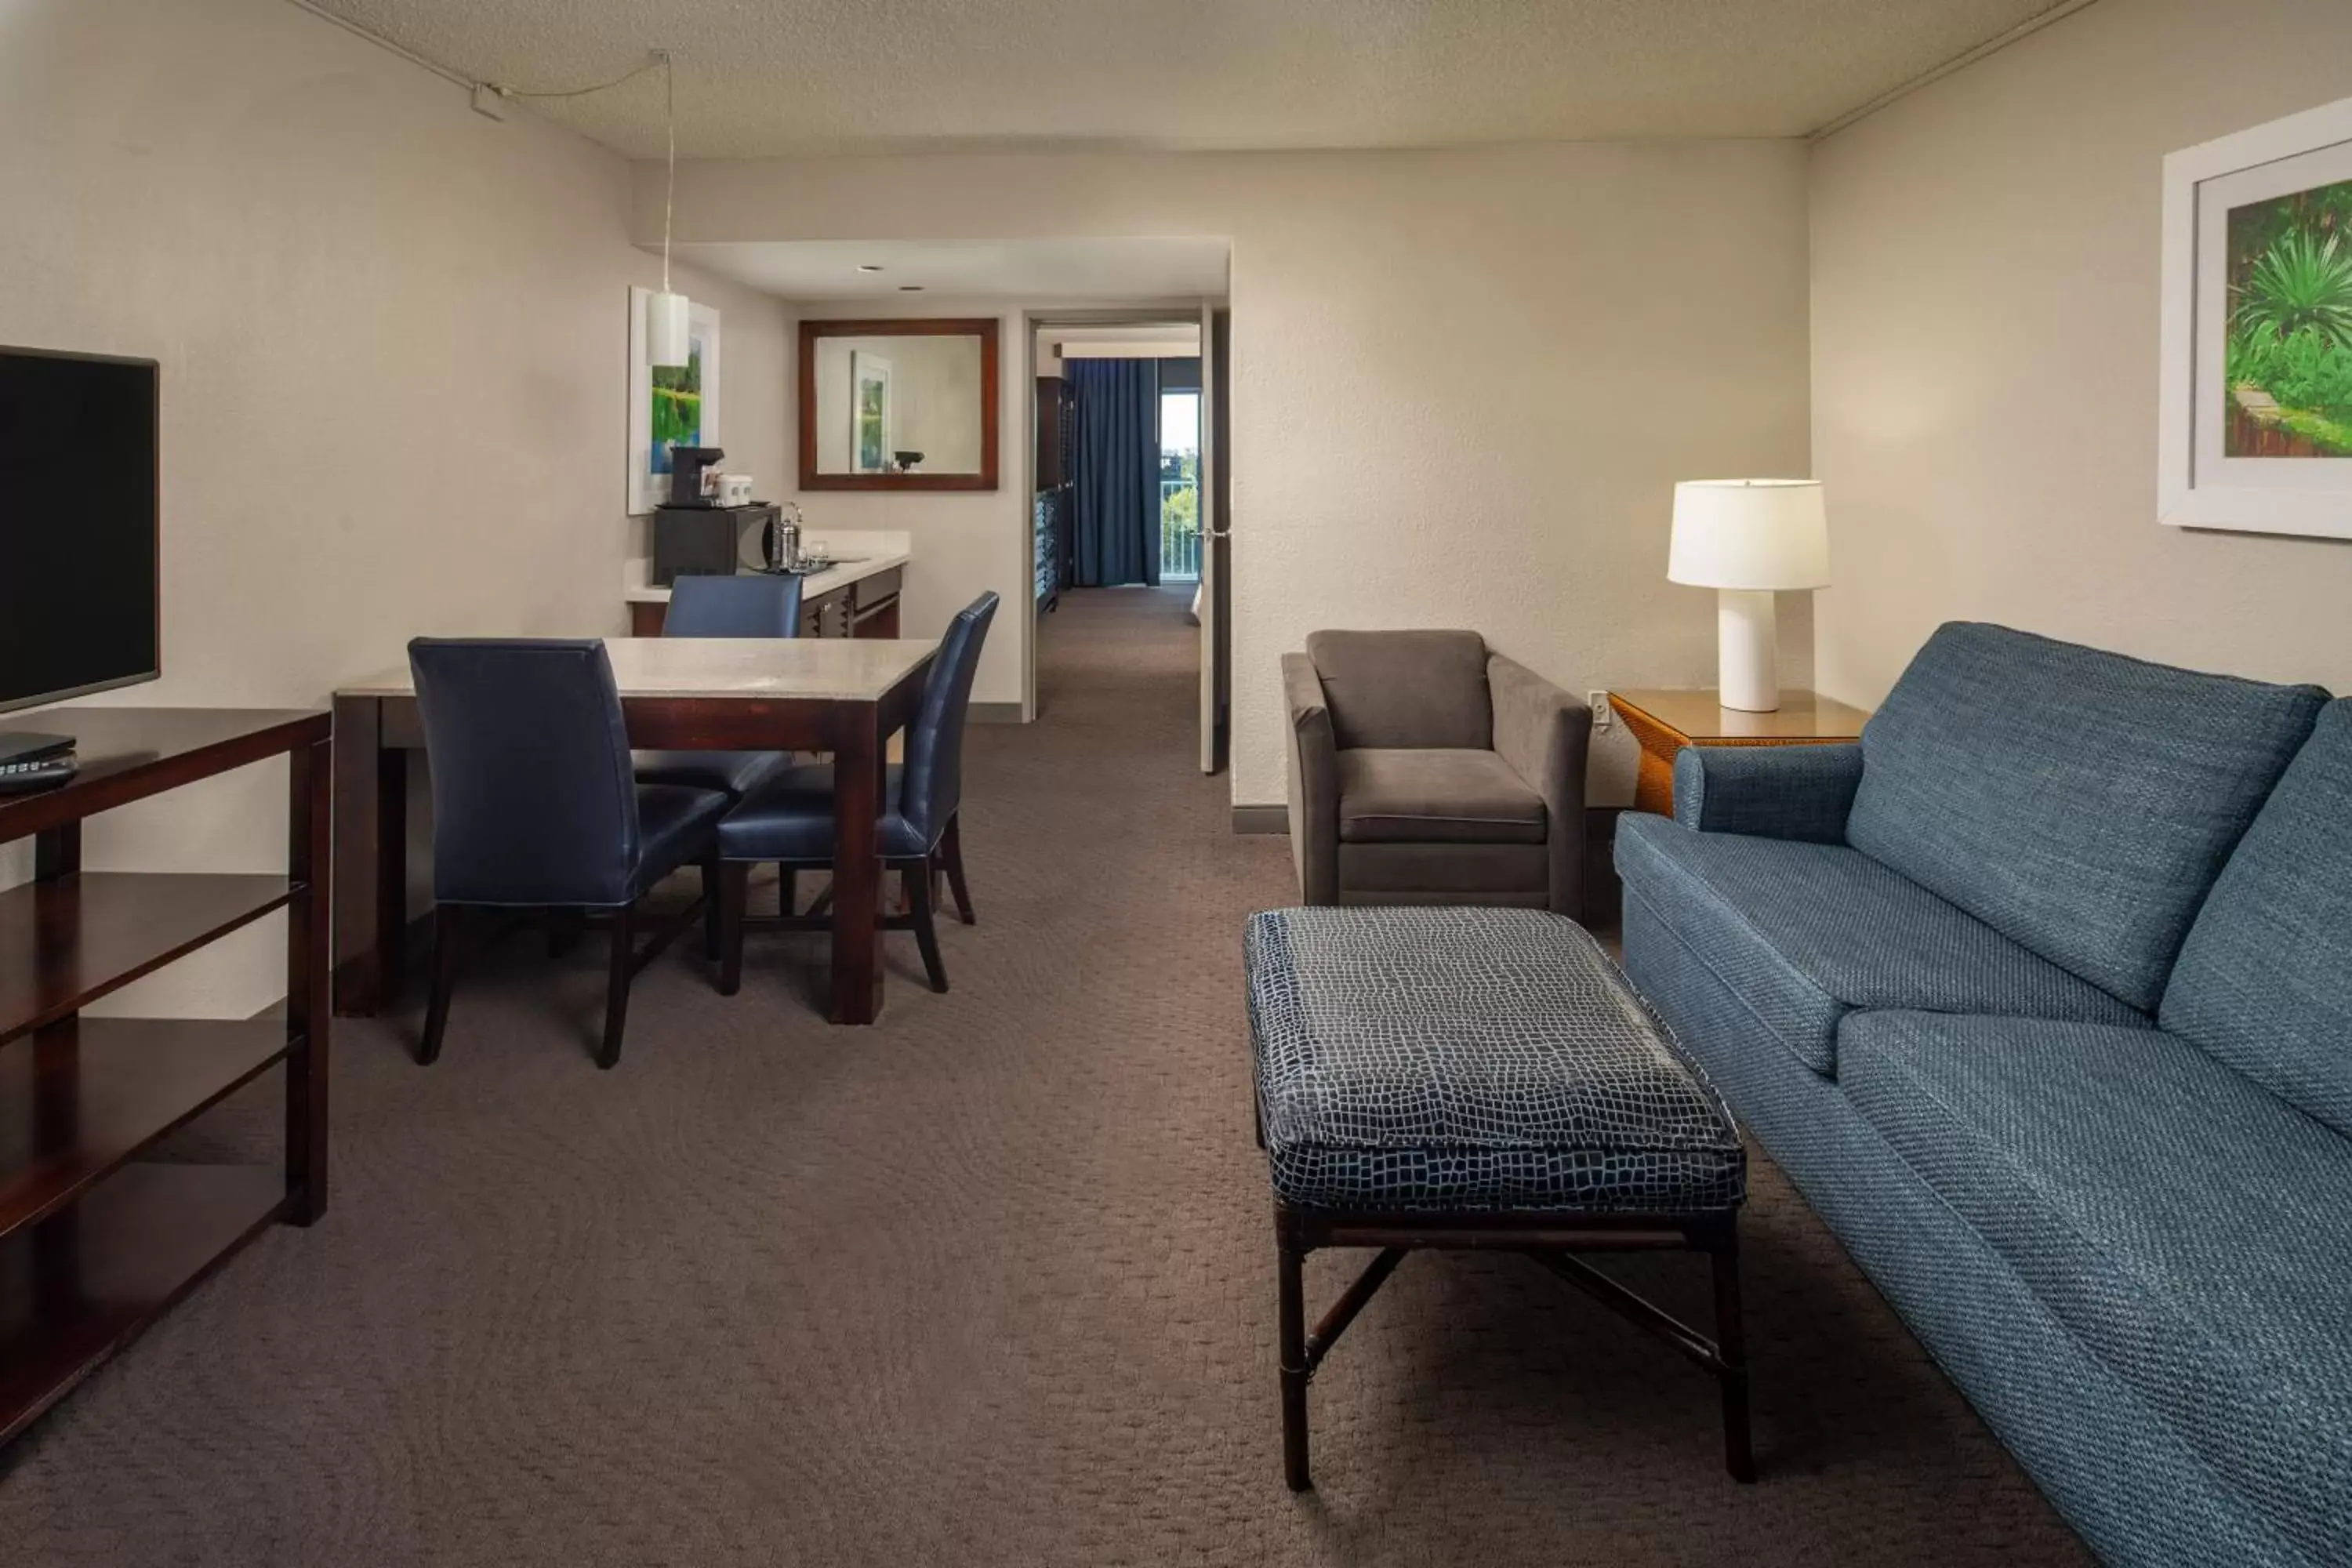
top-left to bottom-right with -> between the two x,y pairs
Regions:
712,592 -> 999,997
633,572 -> 804,800
408,637 -> 731,1069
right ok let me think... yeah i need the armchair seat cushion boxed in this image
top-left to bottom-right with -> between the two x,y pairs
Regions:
1336,749 -> 1545,844
630,783 -> 731,897
1615,813 -> 2147,1076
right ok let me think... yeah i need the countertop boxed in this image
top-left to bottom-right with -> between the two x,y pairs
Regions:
341,637 -> 938,703
624,528 -> 910,605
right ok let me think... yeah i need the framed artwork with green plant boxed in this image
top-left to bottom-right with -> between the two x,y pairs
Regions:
626,287 -> 723,515
2161,95 -> 2352,539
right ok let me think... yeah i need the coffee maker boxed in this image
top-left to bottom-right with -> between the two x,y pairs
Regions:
667,445 -> 726,507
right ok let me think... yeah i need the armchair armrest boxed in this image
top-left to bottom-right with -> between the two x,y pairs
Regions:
1671,744 -> 1864,843
1282,653 -> 1340,903
1487,655 -> 1593,918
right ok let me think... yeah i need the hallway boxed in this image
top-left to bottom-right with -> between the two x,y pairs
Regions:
0,589 -> 2083,1566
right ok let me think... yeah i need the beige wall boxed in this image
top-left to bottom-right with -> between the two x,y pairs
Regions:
648,143 -> 1814,807
1809,0 -> 2352,706
0,0 -> 789,1015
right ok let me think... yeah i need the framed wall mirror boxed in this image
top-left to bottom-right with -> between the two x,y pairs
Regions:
798,318 -> 1000,491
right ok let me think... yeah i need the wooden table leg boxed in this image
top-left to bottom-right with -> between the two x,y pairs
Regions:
829,701 -> 884,1025
332,695 -> 408,1018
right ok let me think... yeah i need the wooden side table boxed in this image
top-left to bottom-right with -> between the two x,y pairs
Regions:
1609,689 -> 1871,817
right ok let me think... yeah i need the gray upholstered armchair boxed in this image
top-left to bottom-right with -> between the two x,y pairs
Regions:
1283,630 -> 1592,916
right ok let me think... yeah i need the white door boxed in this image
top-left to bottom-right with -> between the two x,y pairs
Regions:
1197,297 -> 1221,773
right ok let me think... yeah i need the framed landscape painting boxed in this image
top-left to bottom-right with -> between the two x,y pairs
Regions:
2160,94 -> 2352,538
626,287 -> 722,515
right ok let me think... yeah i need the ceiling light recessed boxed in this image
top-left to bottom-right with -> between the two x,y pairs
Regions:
856,263 -> 884,274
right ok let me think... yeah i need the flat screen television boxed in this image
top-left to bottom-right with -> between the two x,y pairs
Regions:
0,347 -> 160,713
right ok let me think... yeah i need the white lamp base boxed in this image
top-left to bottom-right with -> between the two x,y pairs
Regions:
1717,589 -> 1780,712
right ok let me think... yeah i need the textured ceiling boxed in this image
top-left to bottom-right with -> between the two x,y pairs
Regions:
307,0 -> 2075,157
670,238 -> 1231,301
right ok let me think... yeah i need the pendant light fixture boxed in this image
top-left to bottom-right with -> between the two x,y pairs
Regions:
644,49 -> 692,368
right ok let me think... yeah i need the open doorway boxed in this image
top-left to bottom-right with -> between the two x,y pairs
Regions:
1028,311 -> 1227,771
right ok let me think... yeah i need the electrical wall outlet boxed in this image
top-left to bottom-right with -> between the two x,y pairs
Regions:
1590,690 -> 1612,729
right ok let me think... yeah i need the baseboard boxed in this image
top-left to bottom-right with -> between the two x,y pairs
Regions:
1231,804 -> 1287,835
969,702 -> 1024,724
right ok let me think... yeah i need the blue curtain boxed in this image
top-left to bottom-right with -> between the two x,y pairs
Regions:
1067,359 -> 1160,587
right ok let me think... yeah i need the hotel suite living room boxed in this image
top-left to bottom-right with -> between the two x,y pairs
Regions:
3,2 -> 2350,1565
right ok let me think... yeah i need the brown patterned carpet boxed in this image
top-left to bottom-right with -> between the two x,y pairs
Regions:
0,586 -> 2091,1566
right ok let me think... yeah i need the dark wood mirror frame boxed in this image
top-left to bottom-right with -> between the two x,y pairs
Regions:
797,318 -> 1000,492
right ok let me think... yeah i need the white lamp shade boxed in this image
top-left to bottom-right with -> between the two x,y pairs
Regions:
646,289 -> 692,368
1668,479 -> 1830,590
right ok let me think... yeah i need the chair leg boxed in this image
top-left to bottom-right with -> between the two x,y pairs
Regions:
1276,1210 -> 1312,1491
718,862 -> 748,997
905,862 -> 949,993
778,864 -> 797,918
1711,1220 -> 1756,1483
417,905 -> 463,1065
701,855 -> 723,961
597,904 -> 635,1070
941,813 -> 975,925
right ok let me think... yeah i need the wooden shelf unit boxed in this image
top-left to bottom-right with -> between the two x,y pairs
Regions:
0,707 -> 330,1447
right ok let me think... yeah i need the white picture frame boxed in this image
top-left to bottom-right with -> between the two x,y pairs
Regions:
627,287 -> 723,515
2158,93 -> 2352,539
850,350 -> 893,475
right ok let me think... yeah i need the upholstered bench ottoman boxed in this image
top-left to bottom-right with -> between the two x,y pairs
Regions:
1243,905 -> 1752,1490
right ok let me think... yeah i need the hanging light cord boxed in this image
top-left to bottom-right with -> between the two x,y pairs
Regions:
662,50 -> 676,294
491,52 -> 666,101
479,49 -> 677,290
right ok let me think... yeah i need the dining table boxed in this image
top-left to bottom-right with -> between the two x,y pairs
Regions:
330,636 -> 938,1025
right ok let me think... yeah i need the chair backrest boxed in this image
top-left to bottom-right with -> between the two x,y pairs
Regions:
1305,629 -> 1492,751
664,572 -> 803,638
1845,621 -> 2326,1011
2161,699 -> 2352,1137
898,593 -> 1000,848
408,638 -> 642,908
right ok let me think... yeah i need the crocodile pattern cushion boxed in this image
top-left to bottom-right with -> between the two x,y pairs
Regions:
1244,906 -> 1744,1214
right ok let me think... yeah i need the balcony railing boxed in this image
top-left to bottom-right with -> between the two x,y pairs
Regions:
1160,477 -> 1201,582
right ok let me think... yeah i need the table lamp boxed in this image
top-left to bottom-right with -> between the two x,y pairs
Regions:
1668,479 -> 1830,713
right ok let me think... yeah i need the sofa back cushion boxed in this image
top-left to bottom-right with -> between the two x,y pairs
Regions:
1306,630 -> 1492,751
1846,622 -> 2327,1011
2161,699 -> 2352,1137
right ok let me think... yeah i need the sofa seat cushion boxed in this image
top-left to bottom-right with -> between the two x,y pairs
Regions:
2162,699 -> 2352,1139
1842,1011 -> 2352,1566
1614,814 -> 2145,1076
1845,622 -> 2328,1011
1336,748 -> 1545,844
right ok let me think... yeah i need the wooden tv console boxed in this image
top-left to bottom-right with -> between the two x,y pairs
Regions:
0,706 -> 330,1445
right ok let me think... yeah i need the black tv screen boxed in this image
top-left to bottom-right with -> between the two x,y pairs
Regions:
0,348 -> 159,713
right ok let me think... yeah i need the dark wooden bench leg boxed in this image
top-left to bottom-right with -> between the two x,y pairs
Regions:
1708,1219 -> 1755,1483
1276,1207 -> 1312,1491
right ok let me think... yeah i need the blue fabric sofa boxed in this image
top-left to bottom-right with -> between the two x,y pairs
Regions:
1615,622 -> 2348,1568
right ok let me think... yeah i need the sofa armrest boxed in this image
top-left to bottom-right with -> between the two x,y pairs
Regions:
1282,653 -> 1340,903
1487,654 -> 1593,918
1671,744 -> 1864,843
